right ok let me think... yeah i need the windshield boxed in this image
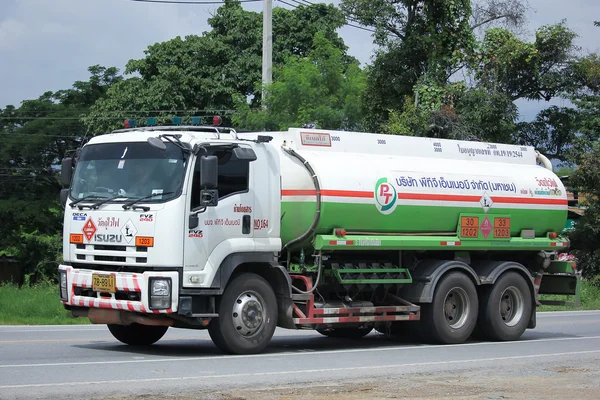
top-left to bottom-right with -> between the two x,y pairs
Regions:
70,141 -> 188,202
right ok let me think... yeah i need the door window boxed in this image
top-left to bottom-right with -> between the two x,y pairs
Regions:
190,148 -> 250,209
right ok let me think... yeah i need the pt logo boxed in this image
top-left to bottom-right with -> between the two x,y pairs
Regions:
375,177 -> 397,215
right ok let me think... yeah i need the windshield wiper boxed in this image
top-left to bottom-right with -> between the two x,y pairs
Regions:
90,194 -> 129,209
69,195 -> 107,209
121,192 -> 175,211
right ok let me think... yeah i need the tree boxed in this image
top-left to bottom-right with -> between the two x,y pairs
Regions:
568,143 -> 600,283
468,22 -> 577,102
0,65 -> 121,280
515,106 -> 580,163
233,33 -> 366,131
340,0 -> 529,129
85,0 -> 349,134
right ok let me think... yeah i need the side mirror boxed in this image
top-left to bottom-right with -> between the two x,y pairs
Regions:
60,189 -> 69,207
61,158 -> 73,186
200,155 -> 218,189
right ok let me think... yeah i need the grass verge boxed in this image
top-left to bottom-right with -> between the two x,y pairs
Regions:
0,281 -> 90,325
538,278 -> 600,311
0,278 -> 598,325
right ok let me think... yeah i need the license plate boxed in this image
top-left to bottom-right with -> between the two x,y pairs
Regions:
92,274 -> 116,293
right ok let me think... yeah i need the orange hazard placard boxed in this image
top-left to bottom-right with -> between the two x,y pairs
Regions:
460,216 -> 479,238
135,236 -> 154,247
494,218 -> 511,238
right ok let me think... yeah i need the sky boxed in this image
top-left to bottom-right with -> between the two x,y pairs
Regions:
1,0 -> 599,121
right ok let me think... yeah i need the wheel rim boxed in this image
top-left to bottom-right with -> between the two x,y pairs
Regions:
231,290 -> 265,337
443,287 -> 470,329
499,286 -> 524,327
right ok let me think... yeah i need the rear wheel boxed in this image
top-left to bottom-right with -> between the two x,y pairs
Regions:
209,273 -> 277,354
421,271 -> 478,344
317,326 -> 373,339
478,271 -> 532,341
107,323 -> 168,346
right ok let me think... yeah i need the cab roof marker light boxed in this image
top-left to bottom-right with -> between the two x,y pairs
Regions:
191,116 -> 202,125
124,119 -> 137,128
172,117 -> 182,125
146,117 -> 157,126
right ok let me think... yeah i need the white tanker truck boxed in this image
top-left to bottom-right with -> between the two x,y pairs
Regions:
58,120 -> 578,354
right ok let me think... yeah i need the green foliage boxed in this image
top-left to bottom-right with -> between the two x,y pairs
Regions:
233,33 -> 366,131
0,65 -> 120,282
85,0 -> 348,134
568,143 -> 600,281
515,106 -> 581,162
469,22 -> 577,102
453,87 -> 517,143
341,0 -> 476,128
0,281 -> 89,325
382,97 -> 428,136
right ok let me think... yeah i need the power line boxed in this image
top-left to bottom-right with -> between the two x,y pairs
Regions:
284,0 -> 377,33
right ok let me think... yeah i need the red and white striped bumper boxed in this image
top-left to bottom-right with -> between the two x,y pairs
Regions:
59,265 -> 179,314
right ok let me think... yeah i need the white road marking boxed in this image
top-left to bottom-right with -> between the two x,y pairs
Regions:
537,310 -> 600,317
1,335 -> 599,369
2,349 -> 600,390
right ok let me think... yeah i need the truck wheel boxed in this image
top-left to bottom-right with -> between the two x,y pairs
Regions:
421,271 -> 478,344
209,273 -> 277,354
317,326 -> 372,339
107,323 -> 168,346
478,271 -> 532,341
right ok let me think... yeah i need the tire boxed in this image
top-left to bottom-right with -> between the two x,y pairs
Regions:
421,271 -> 478,344
107,323 -> 168,346
317,326 -> 373,339
208,273 -> 278,354
478,271 -> 532,341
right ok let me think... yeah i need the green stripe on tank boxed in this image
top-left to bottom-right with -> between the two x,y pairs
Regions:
281,201 -> 566,247
315,234 -> 567,251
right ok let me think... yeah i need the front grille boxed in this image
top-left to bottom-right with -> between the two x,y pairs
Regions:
94,255 -> 126,262
94,245 -> 126,251
73,287 -> 141,302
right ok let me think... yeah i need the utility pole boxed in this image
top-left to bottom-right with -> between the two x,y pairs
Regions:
261,0 -> 273,107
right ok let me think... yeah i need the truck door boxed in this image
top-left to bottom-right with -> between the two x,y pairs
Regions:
183,146 -> 255,288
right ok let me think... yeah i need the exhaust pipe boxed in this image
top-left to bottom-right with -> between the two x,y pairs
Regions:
536,150 -> 553,171
88,308 -> 174,327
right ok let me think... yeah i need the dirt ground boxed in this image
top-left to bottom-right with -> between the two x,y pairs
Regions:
105,361 -> 600,400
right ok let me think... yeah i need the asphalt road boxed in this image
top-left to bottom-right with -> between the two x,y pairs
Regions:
0,311 -> 600,400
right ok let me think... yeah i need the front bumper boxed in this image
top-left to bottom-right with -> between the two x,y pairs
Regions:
59,265 -> 179,314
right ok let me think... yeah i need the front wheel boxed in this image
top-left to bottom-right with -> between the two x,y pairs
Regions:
209,273 -> 278,354
317,326 -> 373,339
478,271 -> 532,341
107,323 -> 168,345
421,271 -> 478,344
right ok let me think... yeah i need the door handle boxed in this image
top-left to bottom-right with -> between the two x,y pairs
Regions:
242,215 -> 251,234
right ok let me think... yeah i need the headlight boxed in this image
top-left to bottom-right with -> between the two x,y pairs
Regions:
151,280 -> 170,296
59,271 -> 68,301
149,278 -> 172,310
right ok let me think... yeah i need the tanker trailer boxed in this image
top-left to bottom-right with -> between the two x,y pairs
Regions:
58,122 -> 577,354
270,128 -> 574,345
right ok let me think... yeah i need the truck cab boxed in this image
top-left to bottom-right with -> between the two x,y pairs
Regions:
59,124 -> 287,353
